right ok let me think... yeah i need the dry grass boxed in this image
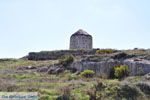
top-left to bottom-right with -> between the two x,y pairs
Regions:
0,51 -> 149,100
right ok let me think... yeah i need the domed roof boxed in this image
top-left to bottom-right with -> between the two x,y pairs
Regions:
71,29 -> 92,37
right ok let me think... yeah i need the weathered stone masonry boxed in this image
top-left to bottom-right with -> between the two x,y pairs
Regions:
70,29 -> 93,50
28,49 -> 98,60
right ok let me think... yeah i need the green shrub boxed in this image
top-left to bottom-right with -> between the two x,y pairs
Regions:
80,70 -> 95,78
67,74 -> 79,81
111,52 -> 128,59
56,86 -> 73,100
114,65 -> 130,79
109,67 -> 116,79
87,81 -> 106,100
6,85 -> 18,92
94,81 -> 106,91
59,55 -> 74,66
39,95 -> 51,100
136,49 -> 146,52
117,84 -> 141,100
96,49 -> 116,54
136,82 -> 150,95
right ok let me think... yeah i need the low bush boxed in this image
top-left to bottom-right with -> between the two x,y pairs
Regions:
67,74 -> 79,81
136,82 -> 150,95
117,84 -> 141,100
59,55 -> 74,67
97,73 -> 108,79
56,86 -> 73,100
111,52 -> 128,59
94,81 -> 106,91
39,95 -> 51,100
6,85 -> 18,92
87,81 -> 106,100
96,49 -> 116,54
136,49 -> 146,52
114,65 -> 130,80
80,70 -> 95,78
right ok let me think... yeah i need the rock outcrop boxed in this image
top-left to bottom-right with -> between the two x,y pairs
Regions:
69,56 -> 150,76
33,50 -> 150,77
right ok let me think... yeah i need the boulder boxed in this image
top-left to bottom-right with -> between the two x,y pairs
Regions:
26,66 -> 37,69
47,65 -> 64,74
38,67 -> 48,72
111,52 -> 128,59
143,73 -> 150,81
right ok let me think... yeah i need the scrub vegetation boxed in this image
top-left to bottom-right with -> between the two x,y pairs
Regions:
0,49 -> 150,100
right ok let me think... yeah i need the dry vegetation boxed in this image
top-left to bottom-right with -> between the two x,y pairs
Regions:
0,49 -> 150,100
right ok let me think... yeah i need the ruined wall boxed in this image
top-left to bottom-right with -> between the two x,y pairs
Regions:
28,49 -> 98,60
70,35 -> 92,50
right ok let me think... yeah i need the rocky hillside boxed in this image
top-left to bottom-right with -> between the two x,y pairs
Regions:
36,49 -> 150,78
0,49 -> 149,100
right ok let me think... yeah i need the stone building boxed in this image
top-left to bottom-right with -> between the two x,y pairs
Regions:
70,29 -> 93,50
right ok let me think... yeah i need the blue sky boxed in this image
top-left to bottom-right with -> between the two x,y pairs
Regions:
0,0 -> 150,58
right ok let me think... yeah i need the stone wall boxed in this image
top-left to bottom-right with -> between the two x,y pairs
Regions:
70,34 -> 92,50
28,49 -> 98,60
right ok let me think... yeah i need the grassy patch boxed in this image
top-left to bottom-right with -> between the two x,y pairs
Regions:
0,59 -> 52,70
39,89 -> 59,96
102,79 -> 119,84
96,49 -> 117,54
16,82 -> 67,88
124,76 -> 142,83
15,73 -> 41,79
